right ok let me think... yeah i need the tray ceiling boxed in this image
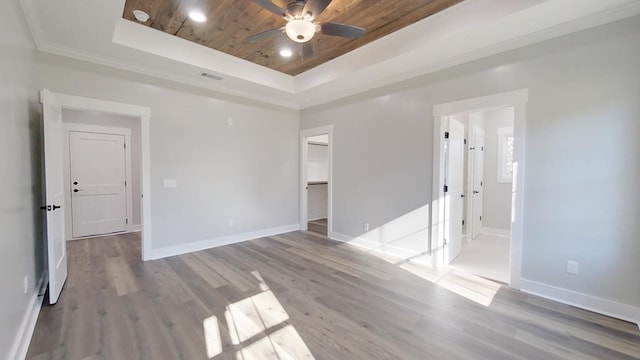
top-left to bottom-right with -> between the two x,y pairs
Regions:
122,0 -> 463,76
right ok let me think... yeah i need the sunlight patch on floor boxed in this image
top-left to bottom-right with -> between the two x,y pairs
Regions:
400,262 -> 502,306
204,270 -> 315,359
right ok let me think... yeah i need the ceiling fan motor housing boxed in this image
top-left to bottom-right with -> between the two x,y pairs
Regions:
286,1 -> 306,19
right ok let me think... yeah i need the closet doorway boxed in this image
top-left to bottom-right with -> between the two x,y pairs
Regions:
300,126 -> 333,237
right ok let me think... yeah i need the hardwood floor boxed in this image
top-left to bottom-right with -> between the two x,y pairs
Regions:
27,231 -> 640,359
308,218 -> 327,236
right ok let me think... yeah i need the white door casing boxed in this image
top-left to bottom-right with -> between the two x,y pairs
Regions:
444,118 -> 465,264
41,89 -> 68,304
471,127 -> 485,240
69,131 -> 128,238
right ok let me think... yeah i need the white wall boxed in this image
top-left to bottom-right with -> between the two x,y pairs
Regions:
0,0 -> 44,358
34,53 -> 300,252
62,108 -> 142,227
307,143 -> 328,181
301,17 -> 640,310
481,107 -> 514,230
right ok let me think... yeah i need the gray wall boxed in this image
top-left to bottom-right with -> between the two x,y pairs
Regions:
34,54 -> 300,251
301,17 -> 640,307
482,107 -> 514,230
0,0 -> 44,357
62,109 -> 142,227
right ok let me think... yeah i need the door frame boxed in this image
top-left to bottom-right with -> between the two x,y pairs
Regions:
468,126 -> 485,240
299,125 -> 333,234
62,124 -> 134,240
431,89 -> 528,289
43,90 -> 153,261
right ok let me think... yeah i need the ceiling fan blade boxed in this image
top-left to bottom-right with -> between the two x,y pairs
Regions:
252,0 -> 289,19
302,0 -> 333,20
244,27 -> 285,43
302,42 -> 315,58
320,23 -> 365,38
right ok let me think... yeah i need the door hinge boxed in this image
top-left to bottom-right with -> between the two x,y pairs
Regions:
464,138 -> 467,145
444,184 -> 448,193
480,181 -> 483,186
480,216 -> 482,221
124,143 -> 126,149
444,238 -> 448,246
462,219 -> 465,226
481,146 -> 484,151
444,131 -> 449,139
126,218 -> 129,224
125,180 -> 127,186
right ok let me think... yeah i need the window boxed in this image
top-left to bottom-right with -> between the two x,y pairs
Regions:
497,126 -> 514,183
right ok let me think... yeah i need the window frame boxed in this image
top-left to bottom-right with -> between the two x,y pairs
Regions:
497,126 -> 514,183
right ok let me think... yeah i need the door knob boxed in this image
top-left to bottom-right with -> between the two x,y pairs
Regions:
52,204 -> 61,210
73,181 -> 78,185
73,189 -> 80,193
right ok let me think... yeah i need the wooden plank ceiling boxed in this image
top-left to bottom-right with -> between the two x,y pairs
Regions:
122,0 -> 464,76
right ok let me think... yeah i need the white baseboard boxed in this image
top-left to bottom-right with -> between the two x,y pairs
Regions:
328,231 -> 433,265
9,273 -> 47,360
520,279 -> 640,328
481,227 -> 511,238
131,224 -> 141,232
150,224 -> 300,259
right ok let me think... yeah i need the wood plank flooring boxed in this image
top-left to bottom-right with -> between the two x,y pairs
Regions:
308,218 -> 327,236
27,231 -> 640,359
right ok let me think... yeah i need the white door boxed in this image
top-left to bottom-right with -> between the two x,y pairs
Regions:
42,89 -> 67,304
444,118 -> 465,264
69,131 -> 128,238
471,128 -> 485,240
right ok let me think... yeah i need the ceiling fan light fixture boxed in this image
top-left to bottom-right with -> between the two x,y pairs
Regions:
285,20 -> 315,43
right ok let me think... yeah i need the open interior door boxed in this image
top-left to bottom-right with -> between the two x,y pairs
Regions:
41,89 -> 68,304
444,117 -> 465,264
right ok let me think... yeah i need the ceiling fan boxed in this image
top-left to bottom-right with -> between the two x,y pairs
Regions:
245,0 -> 366,58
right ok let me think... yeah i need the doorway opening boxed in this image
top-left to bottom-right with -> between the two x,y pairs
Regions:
299,126 -> 333,236
62,109 -> 142,241
41,89 -> 151,304
444,107 -> 515,283
432,90 -> 527,288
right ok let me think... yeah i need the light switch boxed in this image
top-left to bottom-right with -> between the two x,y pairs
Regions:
164,179 -> 177,188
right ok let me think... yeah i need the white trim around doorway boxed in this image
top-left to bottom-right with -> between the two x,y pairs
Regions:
48,91 -> 153,261
432,89 -> 528,289
299,125 -> 333,235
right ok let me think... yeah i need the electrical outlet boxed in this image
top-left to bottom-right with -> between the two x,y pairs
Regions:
228,218 -> 234,227
567,261 -> 579,275
363,222 -> 369,231
23,276 -> 28,294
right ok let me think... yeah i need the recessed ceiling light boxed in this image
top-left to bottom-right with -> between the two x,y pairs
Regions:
132,10 -> 150,22
279,48 -> 293,58
188,10 -> 207,23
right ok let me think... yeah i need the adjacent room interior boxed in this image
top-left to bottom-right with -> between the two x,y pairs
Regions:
3,0 -> 640,359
